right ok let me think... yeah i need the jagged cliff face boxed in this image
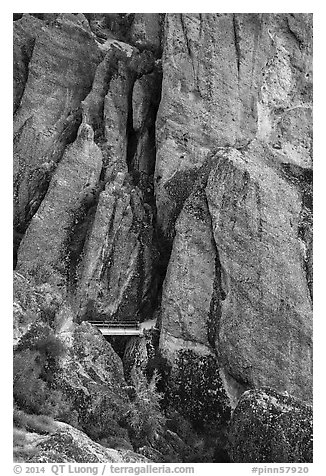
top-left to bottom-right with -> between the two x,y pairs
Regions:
13,13 -> 312,462
155,13 -> 312,405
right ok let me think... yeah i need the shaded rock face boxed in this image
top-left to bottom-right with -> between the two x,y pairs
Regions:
228,388 -> 313,463
13,13 -> 312,463
128,14 -> 164,56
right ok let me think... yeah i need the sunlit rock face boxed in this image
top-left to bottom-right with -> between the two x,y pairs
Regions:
206,145 -> 312,403
14,14 -> 103,237
155,14 -> 312,244
13,13 -> 312,463
158,13 -> 312,410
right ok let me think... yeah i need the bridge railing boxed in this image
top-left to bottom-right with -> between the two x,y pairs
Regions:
89,320 -> 141,329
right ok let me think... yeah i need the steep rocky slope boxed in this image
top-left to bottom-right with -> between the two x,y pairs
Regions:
13,13 -> 312,463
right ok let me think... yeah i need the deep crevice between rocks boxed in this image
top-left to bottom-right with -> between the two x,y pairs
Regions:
281,163 -> 313,301
207,246 -> 227,354
63,49 -> 167,327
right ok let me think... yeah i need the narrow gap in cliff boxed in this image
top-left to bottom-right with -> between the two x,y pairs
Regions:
126,98 -> 138,175
232,14 -> 241,78
125,62 -> 169,324
280,163 -> 313,301
139,79 -> 167,322
206,195 -> 228,354
65,190 -> 100,294
207,249 -> 226,353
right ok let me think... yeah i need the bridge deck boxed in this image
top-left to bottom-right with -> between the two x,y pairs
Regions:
89,320 -> 143,336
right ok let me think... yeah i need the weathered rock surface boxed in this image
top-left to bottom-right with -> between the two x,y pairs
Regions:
155,13 -> 270,242
228,388 -> 313,463
103,60 -> 132,179
128,14 -> 164,55
13,13 -> 313,463
206,145 -> 312,403
15,13 -> 163,322
13,271 -> 64,344
16,122 -> 103,289
13,14 -> 44,114
77,174 -> 158,322
15,311 -> 154,458
27,421 -> 149,463
14,14 -> 102,235
159,168 -> 218,358
158,13 -> 312,410
55,321 -> 131,442
155,13 -> 312,243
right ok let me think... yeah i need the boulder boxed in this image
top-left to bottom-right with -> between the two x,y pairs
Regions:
228,388 -> 313,463
27,421 -> 149,463
206,144 -> 312,403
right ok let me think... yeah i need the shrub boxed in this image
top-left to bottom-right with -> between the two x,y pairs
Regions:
13,327 -> 74,423
124,369 -> 166,448
146,351 -> 171,394
13,348 -> 71,418
99,436 -> 133,451
13,407 -> 57,435
13,427 -> 38,462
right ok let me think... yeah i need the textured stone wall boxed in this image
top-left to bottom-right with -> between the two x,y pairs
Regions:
13,13 -> 313,463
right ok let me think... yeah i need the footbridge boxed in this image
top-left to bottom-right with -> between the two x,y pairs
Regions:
89,320 -> 143,336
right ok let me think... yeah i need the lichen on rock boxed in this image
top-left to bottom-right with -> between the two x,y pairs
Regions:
228,387 -> 313,463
